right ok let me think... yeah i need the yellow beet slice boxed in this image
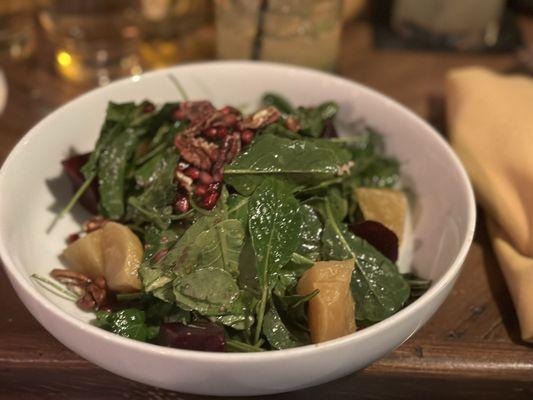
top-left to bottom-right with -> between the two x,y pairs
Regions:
102,222 -> 143,293
356,188 -> 407,242
297,259 -> 356,344
62,229 -> 104,279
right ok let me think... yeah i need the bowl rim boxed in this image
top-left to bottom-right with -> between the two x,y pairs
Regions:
0,60 -> 476,362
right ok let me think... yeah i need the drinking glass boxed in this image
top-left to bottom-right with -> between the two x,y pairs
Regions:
139,0 -> 214,68
39,0 -> 143,85
215,0 -> 342,71
0,0 -> 36,61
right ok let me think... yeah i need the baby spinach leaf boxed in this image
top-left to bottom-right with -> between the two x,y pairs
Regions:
95,309 -> 158,342
263,300 -> 302,350
273,253 -> 315,296
225,134 -> 348,195
248,178 -> 302,343
294,101 -> 339,138
261,122 -> 301,140
238,238 -> 259,295
228,194 -> 249,230
261,93 -> 294,114
128,148 -> 179,228
97,127 -> 140,219
355,157 -> 399,188
320,198 -> 410,322
296,205 -> 323,260
81,102 -> 140,181
174,268 -> 241,316
195,219 -> 245,277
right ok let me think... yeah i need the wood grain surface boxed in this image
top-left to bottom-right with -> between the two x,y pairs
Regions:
1,20 -> 533,399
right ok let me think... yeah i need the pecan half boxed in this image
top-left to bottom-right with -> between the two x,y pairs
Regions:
175,170 -> 193,192
211,133 -> 241,178
51,269 -> 111,312
239,106 -> 281,130
178,101 -> 216,125
174,134 -> 219,170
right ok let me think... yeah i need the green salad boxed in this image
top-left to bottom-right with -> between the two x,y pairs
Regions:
43,92 -> 429,352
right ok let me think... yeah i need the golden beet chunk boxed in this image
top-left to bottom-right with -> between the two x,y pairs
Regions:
102,222 -> 143,293
356,188 -> 407,242
297,259 -> 356,344
62,229 -> 104,279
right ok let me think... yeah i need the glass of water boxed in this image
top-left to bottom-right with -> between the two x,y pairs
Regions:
215,0 -> 342,71
39,0 -> 143,85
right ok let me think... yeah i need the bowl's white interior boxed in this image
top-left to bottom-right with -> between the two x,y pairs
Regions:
0,62 -> 474,326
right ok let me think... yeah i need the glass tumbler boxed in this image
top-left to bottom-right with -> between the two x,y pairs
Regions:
215,0 -> 342,71
39,0 -> 143,85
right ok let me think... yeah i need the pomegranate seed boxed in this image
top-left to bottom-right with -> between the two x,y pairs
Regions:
195,184 -> 208,197
221,106 -> 233,115
217,127 -> 229,139
241,130 -> 254,145
175,196 -> 190,213
199,171 -> 214,185
223,114 -> 238,126
204,127 -> 218,140
202,191 -> 220,210
142,102 -> 155,113
66,233 -> 80,244
184,167 -> 200,180
154,249 -> 169,262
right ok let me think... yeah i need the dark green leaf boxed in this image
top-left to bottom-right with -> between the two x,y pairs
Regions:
263,300 -> 302,350
227,194 -> 249,230
296,205 -> 323,260
225,134 -> 348,195
261,93 -> 294,114
320,198 -> 410,322
248,177 -> 302,343
294,101 -> 339,138
95,309 -> 157,342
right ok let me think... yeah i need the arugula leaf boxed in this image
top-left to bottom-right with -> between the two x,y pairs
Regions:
248,178 -> 302,343
95,309 -> 158,342
320,198 -> 410,322
225,134 -> 348,195
355,157 -> 399,188
273,253 -> 315,296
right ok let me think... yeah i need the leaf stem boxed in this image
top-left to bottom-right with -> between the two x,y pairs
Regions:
168,74 -> 189,101
48,175 -> 95,232
30,274 -> 80,301
254,286 -> 269,345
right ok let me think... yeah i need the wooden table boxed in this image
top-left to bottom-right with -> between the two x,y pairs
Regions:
2,21 -> 533,399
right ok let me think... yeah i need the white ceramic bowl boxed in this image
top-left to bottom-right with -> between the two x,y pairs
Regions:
0,62 -> 475,396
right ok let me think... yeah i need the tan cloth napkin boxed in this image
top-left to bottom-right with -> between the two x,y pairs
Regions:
446,67 -> 533,342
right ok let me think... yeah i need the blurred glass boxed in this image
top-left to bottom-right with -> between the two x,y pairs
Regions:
39,0 -> 143,85
392,0 -> 505,51
0,0 -> 36,61
215,0 -> 342,71
139,0 -> 214,68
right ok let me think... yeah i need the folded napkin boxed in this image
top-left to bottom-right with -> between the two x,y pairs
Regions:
446,67 -> 533,342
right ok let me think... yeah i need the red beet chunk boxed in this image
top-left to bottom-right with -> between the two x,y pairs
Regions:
349,220 -> 399,262
158,321 -> 226,352
61,153 -> 99,215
